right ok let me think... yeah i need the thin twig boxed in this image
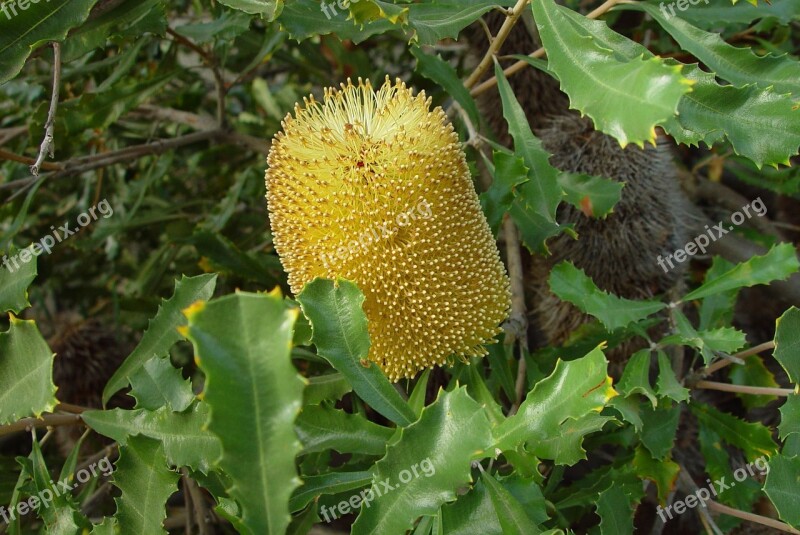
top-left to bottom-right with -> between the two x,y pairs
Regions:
464,0 -> 531,89
700,341 -> 775,377
503,217 -> 529,415
694,380 -> 795,397
0,148 -> 63,171
182,468 -> 210,535
55,403 -> 91,414
676,466 -> 724,535
470,0 -> 624,97
0,413 -> 83,438
706,501 -> 800,534
31,42 -> 62,176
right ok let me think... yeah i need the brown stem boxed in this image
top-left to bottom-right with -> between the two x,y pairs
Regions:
0,148 -> 62,171
464,0 -> 531,89
694,380 -> 795,397
503,217 -> 529,415
0,414 -> 83,438
700,341 -> 775,377
470,0 -> 624,97
30,42 -> 61,176
706,501 -> 800,534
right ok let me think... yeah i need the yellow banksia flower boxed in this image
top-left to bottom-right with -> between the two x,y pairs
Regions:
266,77 -> 510,380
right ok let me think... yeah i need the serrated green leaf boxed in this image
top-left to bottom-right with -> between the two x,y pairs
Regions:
630,3 -> 800,95
596,483 -> 634,535
698,256 -> 739,330
697,425 -> 761,513
352,387 -> 494,534
407,0 -> 511,45
638,403 -> 680,460
186,291 -> 305,535
729,355 -> 781,409
412,46 -> 480,128
549,262 -> 666,331
103,273 -> 217,405
763,454 -> 800,527
775,306 -> 800,384
82,402 -> 221,474
494,61 -> 562,229
61,0 -> 166,62
533,413 -> 613,466
128,356 -> 194,412
441,479 -> 503,535
780,396 -> 800,440
0,317 -> 57,424
532,0 -> 690,147
0,0 -> 98,84
481,471 -> 542,534
0,249 -> 36,313
466,363 -> 505,428
290,471 -> 372,513
278,0 -> 394,44
557,172 -> 624,219
683,244 -> 799,301
113,436 -> 179,535
632,446 -> 679,503
303,373 -> 352,405
494,345 -> 617,451
295,404 -> 393,455
28,439 -> 87,534
663,65 -> 800,168
656,351 -> 689,403
90,518 -> 118,534
691,402 -> 777,461
608,395 -> 643,432
617,349 -> 658,408
480,151 -> 529,235
675,0 -> 800,26
297,278 -> 416,426
218,0 -> 282,19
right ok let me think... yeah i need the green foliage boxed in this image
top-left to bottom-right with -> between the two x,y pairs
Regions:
1,0 -> 800,533
0,317 -> 57,423
186,291 -> 305,535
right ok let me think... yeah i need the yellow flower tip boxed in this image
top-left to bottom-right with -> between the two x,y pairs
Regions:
265,77 -> 511,381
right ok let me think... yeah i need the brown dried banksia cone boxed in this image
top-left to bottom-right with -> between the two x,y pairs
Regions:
266,77 -> 511,381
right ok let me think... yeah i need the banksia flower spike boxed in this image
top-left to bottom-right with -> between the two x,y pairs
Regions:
266,77 -> 510,381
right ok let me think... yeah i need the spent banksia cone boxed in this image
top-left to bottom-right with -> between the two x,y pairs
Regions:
266,77 -> 510,380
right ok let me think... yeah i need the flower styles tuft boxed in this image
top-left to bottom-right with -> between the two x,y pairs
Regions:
266,76 -> 510,381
